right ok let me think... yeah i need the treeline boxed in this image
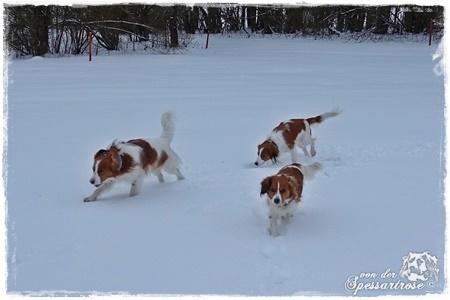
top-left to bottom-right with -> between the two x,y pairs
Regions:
5,4 -> 444,57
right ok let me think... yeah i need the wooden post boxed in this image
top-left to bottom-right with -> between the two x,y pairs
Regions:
88,32 -> 92,61
429,19 -> 433,46
205,31 -> 210,49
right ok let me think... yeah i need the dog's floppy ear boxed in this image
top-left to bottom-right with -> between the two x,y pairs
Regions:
270,155 -> 279,165
260,177 -> 271,196
94,149 -> 108,159
269,144 -> 280,164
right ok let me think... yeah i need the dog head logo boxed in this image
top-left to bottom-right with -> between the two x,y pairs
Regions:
399,252 -> 439,282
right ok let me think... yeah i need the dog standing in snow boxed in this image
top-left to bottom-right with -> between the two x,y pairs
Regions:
255,109 -> 341,166
84,111 -> 185,202
260,162 -> 322,236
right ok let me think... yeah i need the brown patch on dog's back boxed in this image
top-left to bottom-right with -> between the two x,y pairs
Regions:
127,139 -> 157,173
274,119 -> 307,150
278,163 -> 304,202
155,151 -> 168,169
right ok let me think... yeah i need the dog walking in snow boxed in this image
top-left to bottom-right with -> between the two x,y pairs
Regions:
84,111 -> 184,202
260,162 -> 322,236
255,109 -> 342,166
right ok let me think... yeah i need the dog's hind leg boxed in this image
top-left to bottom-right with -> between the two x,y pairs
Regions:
175,168 -> 185,180
154,169 -> 164,183
296,131 -> 312,157
299,145 -> 310,157
163,162 -> 185,180
290,147 -> 300,162
310,137 -> 317,157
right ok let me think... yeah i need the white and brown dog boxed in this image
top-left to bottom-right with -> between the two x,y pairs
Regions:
84,111 -> 185,202
260,162 -> 322,236
255,109 -> 341,166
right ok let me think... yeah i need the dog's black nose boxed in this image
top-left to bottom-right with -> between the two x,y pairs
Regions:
274,198 -> 280,204
254,162 -> 259,166
89,178 -> 95,185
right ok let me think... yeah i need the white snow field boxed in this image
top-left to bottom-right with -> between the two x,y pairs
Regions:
5,35 -> 446,296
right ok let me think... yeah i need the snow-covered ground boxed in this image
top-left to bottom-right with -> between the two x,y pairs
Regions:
4,35 -> 446,296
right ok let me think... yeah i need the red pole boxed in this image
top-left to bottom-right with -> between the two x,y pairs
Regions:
205,31 -> 210,49
88,32 -> 92,61
429,19 -> 433,46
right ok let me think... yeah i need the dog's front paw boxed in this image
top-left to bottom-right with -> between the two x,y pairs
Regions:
282,213 -> 294,224
268,227 -> 279,237
83,196 -> 96,202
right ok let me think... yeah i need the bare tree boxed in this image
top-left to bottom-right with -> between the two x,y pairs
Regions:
4,4 -> 444,57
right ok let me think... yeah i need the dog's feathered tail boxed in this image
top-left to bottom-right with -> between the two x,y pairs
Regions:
160,111 -> 176,143
300,162 -> 322,181
307,108 -> 342,125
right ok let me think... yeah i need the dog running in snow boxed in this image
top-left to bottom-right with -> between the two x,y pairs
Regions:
260,162 -> 322,236
84,111 -> 185,202
255,109 -> 342,166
